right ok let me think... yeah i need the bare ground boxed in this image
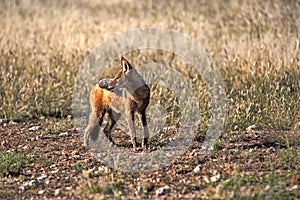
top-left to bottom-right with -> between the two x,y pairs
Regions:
0,118 -> 299,199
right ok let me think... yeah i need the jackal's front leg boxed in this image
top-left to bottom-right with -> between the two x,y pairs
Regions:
126,111 -> 137,148
138,111 -> 149,149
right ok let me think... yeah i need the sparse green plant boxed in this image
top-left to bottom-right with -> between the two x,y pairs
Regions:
27,152 -> 56,167
42,119 -> 73,135
88,182 -> 111,195
72,161 -> 84,172
111,181 -> 123,200
136,185 -> 147,198
87,180 -> 123,199
280,137 -> 300,170
219,171 -> 293,199
210,139 -> 222,157
43,155 -> 56,167
228,134 -> 238,143
0,151 -> 25,177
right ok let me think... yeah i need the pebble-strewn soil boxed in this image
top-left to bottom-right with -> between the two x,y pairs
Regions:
0,118 -> 299,199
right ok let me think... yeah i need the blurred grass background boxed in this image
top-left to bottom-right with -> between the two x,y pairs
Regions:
0,0 -> 299,131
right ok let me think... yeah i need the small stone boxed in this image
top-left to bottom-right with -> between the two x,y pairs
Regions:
292,185 -> 298,190
98,166 -> 105,172
190,149 -> 200,156
265,185 -> 270,190
210,173 -> 221,182
40,116 -> 46,120
37,174 -> 47,180
49,164 -> 56,168
29,126 -> 42,131
54,189 -> 60,196
28,180 -> 41,187
246,125 -> 259,132
155,185 -> 170,195
22,145 -> 28,150
38,190 -> 45,195
202,175 -> 210,183
19,186 -> 27,191
51,169 -> 59,174
9,121 -> 17,125
193,165 -> 201,174
58,132 -> 71,136
0,119 -> 9,125
109,142 -> 117,147
266,146 -> 276,153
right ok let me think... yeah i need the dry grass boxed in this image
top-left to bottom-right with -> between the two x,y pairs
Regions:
0,0 -> 299,130
1,0 -> 299,131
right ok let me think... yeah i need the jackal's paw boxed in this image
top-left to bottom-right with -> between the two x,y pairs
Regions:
83,140 -> 88,147
131,138 -> 137,149
143,145 -> 149,151
83,141 -> 91,150
142,139 -> 149,149
143,148 -> 151,153
131,147 -> 139,152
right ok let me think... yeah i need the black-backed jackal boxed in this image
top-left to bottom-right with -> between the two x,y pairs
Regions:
83,57 -> 150,149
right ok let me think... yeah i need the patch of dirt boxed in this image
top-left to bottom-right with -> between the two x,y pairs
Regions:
0,119 -> 299,199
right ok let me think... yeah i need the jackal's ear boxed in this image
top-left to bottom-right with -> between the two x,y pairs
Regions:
121,57 -> 132,73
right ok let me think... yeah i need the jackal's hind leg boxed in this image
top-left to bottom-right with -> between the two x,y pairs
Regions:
103,109 -> 121,145
83,110 -> 105,147
84,114 -> 98,147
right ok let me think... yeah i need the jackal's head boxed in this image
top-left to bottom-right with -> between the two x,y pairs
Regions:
108,57 -> 135,87
108,57 -> 146,95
